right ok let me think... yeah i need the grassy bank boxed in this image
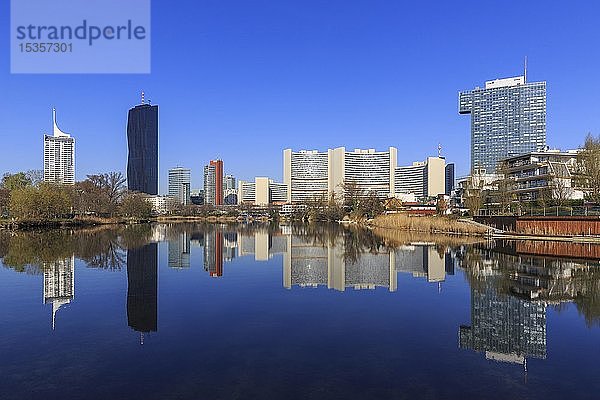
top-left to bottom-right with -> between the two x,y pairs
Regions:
369,214 -> 490,236
0,216 -> 150,230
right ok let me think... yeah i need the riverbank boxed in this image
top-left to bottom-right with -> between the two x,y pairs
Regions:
0,216 -> 151,230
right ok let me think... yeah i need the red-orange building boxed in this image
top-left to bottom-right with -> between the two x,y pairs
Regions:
210,159 -> 223,205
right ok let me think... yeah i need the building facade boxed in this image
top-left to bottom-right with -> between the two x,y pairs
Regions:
445,163 -> 455,196
395,156 -> 446,198
500,150 -> 583,202
283,149 -> 329,203
127,98 -> 158,195
237,177 -> 288,206
284,147 -> 397,203
44,109 -> 75,185
168,167 -> 191,205
203,160 -> 223,206
459,74 -> 546,173
223,174 -> 237,205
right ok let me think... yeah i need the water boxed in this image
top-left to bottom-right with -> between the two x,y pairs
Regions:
0,223 -> 599,400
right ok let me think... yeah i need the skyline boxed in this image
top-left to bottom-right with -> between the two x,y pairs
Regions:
2,1 -> 600,191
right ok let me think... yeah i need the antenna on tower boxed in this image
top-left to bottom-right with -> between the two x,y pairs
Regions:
141,91 -> 145,105
438,143 -> 442,158
524,56 -> 528,83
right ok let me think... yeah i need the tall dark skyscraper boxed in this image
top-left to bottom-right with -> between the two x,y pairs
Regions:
445,163 -> 455,195
127,93 -> 158,195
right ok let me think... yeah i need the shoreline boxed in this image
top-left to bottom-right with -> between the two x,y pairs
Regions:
4,215 -> 600,244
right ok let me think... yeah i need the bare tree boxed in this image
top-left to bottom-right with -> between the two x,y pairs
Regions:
576,133 -> 600,203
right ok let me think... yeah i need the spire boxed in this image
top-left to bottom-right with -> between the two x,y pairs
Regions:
524,56 -> 528,83
52,108 -> 70,137
438,143 -> 442,158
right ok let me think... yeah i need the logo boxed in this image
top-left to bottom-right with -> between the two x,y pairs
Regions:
11,0 -> 151,74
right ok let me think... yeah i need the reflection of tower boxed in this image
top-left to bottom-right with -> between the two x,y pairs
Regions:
223,231 -> 237,261
283,235 -> 396,291
43,255 -> 75,330
127,243 -> 158,342
395,245 -> 447,284
459,277 -> 547,366
168,231 -> 190,268
204,230 -> 223,277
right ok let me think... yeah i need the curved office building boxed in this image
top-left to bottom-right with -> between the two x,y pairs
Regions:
284,149 -> 329,203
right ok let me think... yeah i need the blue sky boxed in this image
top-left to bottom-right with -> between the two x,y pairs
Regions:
1,0 -> 600,192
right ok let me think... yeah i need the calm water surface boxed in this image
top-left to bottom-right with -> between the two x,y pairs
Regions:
0,223 -> 599,400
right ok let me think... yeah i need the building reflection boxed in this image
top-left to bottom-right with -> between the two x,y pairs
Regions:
458,242 -> 600,367
282,236 -> 453,291
43,255 -> 75,330
204,230 -> 224,277
168,231 -> 190,269
127,243 -> 158,343
459,276 -> 547,368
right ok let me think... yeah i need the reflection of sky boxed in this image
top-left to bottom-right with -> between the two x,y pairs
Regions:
0,228 -> 600,399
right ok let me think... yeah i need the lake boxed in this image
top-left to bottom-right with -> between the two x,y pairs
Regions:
0,223 -> 598,400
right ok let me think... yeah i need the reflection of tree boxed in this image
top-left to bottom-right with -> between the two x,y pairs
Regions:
572,270 -> 600,327
0,225 -> 157,273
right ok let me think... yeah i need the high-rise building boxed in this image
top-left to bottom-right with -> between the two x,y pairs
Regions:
237,177 -> 288,205
203,160 -> 223,206
329,147 -> 397,199
283,149 -> 329,203
168,167 -> 191,205
223,174 -> 237,205
395,156 -> 446,198
223,174 -> 236,191
127,93 -> 158,195
459,72 -> 546,173
284,147 -> 397,203
44,109 -> 75,185
445,163 -> 455,196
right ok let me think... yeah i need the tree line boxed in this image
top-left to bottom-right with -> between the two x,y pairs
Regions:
0,171 -> 152,221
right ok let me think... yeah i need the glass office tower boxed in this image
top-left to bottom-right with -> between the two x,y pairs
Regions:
459,75 -> 546,173
127,101 -> 158,195
168,167 -> 191,205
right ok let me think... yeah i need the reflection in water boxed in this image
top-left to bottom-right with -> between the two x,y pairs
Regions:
459,276 -> 547,368
127,243 -> 158,343
458,243 -> 600,367
1,224 -> 600,369
204,230 -> 224,277
168,231 -> 190,269
43,255 -> 75,330
283,236 -> 455,291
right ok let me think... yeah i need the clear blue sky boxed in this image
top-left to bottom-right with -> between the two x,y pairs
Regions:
1,0 -> 599,192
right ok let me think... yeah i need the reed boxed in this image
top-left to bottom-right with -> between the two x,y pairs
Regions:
370,214 -> 489,236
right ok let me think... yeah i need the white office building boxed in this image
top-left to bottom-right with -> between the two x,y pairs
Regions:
395,156 -> 446,198
284,147 -> 397,203
44,108 -> 75,184
283,149 -> 329,203
168,167 -> 191,205
238,177 -> 288,206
